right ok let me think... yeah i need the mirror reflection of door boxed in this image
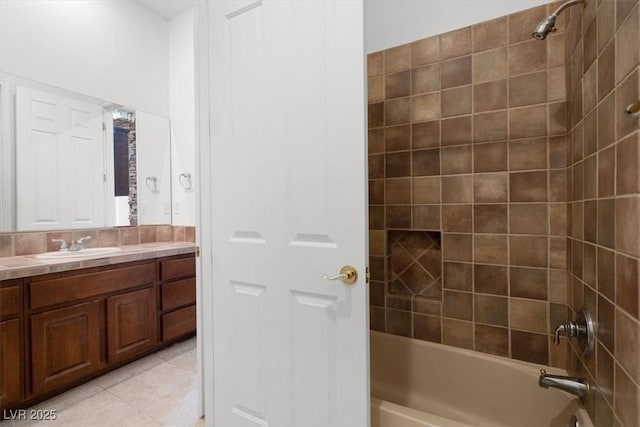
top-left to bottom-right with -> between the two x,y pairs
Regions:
15,85 -> 105,230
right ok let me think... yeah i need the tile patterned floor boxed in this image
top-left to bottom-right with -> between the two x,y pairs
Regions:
4,338 -> 203,427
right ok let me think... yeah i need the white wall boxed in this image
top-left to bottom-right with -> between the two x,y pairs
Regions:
365,0 -> 551,53
0,0 -> 170,117
136,110 -> 172,225
169,7 -> 196,226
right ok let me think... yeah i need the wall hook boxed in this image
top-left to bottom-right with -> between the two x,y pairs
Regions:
145,176 -> 158,192
179,172 -> 193,190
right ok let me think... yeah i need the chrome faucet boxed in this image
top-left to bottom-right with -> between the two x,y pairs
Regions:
69,236 -> 91,251
539,369 -> 590,402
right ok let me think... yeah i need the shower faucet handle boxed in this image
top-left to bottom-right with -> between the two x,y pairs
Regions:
553,322 -> 580,344
552,308 -> 595,356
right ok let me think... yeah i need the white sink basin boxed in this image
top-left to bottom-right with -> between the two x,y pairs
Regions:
35,247 -> 122,260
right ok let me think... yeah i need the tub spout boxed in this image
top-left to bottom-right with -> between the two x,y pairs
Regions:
539,370 -> 590,402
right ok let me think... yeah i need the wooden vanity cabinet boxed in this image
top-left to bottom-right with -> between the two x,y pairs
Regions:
1,253 -> 195,409
26,260 -> 156,397
0,279 -> 23,408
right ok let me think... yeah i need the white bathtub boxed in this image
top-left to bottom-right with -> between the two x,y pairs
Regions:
370,331 -> 593,427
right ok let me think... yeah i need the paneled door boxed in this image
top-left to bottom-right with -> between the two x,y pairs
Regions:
207,1 -> 368,425
15,86 -> 104,230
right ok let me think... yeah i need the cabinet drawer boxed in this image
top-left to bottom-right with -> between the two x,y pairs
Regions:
30,262 -> 156,310
160,256 -> 195,281
161,278 -> 196,311
0,286 -> 20,317
162,305 -> 196,342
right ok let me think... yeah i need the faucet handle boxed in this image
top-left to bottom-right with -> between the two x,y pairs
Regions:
553,325 -> 565,345
552,309 -> 595,355
553,322 -> 578,344
76,236 -> 92,250
51,238 -> 68,251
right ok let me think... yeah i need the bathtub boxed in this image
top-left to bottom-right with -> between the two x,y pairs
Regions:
370,331 -> 593,427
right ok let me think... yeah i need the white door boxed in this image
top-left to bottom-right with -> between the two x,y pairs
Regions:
15,86 -> 104,230
136,110 -> 172,225
207,1 -> 368,425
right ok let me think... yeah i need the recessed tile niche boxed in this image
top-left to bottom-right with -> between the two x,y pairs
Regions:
389,231 -> 441,299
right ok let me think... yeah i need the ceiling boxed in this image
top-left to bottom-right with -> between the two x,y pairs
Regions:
136,0 -> 195,19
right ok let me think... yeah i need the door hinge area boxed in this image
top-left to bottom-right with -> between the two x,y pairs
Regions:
195,246 -> 201,257
366,267 -> 370,284
102,122 -> 106,131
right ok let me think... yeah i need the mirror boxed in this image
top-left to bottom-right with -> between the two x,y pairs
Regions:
0,0 -> 196,231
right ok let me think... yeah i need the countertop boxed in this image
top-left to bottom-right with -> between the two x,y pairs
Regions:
0,242 -> 196,281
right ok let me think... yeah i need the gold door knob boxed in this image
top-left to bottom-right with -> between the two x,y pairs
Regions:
322,265 -> 358,285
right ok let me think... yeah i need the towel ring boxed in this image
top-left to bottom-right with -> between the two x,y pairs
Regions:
625,102 -> 640,118
145,176 -> 158,192
179,172 -> 193,190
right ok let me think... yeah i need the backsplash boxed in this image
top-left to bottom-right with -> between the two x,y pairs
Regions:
565,0 -> 640,425
0,225 -> 195,257
368,1 -> 570,368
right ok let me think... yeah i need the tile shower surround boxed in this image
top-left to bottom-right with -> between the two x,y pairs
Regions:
0,225 -> 196,257
564,0 -> 640,425
368,1 -> 640,425
368,1 -> 571,369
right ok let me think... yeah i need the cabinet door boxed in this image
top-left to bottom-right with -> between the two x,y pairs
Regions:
31,301 -> 100,395
107,288 -> 157,363
0,319 -> 22,407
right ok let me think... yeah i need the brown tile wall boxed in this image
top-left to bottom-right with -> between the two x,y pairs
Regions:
565,1 -> 640,425
0,225 -> 196,257
368,2 -> 570,368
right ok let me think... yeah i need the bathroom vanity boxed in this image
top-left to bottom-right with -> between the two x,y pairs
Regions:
0,244 -> 196,410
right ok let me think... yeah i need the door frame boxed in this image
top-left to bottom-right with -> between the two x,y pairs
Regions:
0,79 -> 16,231
194,0 -> 214,421
103,110 -> 116,227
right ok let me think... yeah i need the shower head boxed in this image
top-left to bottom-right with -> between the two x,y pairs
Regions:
532,0 -> 585,41
532,15 -> 557,40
